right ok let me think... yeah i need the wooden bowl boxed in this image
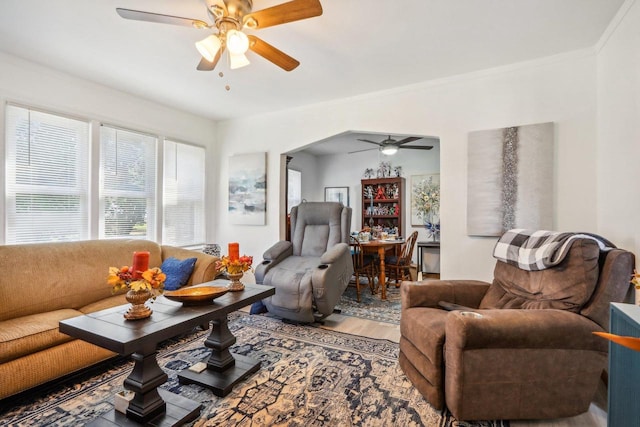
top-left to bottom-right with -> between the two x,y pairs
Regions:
163,286 -> 229,305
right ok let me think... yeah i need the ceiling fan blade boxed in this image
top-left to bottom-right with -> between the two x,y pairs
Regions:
248,36 -> 299,71
395,136 -> 422,145
398,145 -> 434,150
196,46 -> 224,71
243,0 -> 323,29
357,139 -> 383,146
348,147 -> 378,154
116,8 -> 209,29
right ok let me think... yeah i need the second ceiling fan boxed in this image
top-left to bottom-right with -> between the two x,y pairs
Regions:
116,0 -> 323,72
350,136 -> 433,155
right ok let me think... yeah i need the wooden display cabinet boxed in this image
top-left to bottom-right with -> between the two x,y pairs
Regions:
361,177 -> 405,237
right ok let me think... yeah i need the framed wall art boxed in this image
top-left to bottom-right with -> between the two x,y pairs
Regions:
324,187 -> 349,206
228,152 -> 266,225
467,122 -> 554,236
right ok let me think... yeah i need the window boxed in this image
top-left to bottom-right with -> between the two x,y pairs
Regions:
5,105 -> 90,244
99,126 -> 157,240
3,104 -> 206,246
162,140 -> 205,246
287,169 -> 302,213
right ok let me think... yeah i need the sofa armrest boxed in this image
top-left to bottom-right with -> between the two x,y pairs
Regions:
401,280 -> 491,310
263,241 -> 293,261
255,241 -> 293,284
445,309 -> 607,352
161,246 -> 219,286
320,242 -> 349,264
313,243 -> 354,317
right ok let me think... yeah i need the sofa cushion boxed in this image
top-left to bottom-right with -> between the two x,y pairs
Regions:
264,256 -> 320,310
80,293 -> 128,314
161,257 -> 198,290
479,239 -> 600,312
0,309 -> 81,364
0,239 -> 162,322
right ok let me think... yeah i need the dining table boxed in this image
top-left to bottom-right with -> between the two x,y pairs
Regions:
359,238 -> 405,300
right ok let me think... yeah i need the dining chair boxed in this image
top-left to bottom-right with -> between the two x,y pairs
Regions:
385,231 -> 419,286
349,236 -> 377,302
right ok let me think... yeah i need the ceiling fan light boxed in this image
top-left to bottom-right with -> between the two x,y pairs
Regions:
226,29 -> 249,54
195,35 -> 221,62
229,52 -> 250,69
381,146 -> 398,155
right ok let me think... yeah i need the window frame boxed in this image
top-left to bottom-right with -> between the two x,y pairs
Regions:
4,103 -> 91,244
2,102 -> 207,247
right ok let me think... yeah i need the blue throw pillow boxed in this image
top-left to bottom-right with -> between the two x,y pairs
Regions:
161,257 -> 197,291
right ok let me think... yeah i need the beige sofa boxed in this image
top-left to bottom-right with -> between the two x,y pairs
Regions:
0,239 -> 219,400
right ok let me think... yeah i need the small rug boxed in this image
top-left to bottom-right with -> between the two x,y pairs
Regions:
336,284 -> 402,324
1,312 -> 508,427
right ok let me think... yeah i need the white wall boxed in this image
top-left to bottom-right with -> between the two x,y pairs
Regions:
216,51 -> 599,281
596,0 -> 640,258
0,52 -> 218,243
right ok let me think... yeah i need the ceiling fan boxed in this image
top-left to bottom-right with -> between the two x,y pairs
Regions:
349,136 -> 433,155
116,0 -> 323,72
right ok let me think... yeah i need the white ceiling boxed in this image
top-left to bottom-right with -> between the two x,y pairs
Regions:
0,0 -> 625,124
296,131 -> 440,157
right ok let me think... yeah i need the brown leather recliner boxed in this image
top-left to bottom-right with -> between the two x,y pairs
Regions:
399,238 -> 635,421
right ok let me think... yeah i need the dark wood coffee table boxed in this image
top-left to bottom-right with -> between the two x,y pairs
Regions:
59,282 -> 275,426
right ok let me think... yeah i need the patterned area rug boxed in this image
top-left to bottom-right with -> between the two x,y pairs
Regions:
336,284 -> 402,324
1,312 -> 508,427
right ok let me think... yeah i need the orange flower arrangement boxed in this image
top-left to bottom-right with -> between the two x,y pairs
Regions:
108,265 -> 166,296
216,255 -> 253,275
632,269 -> 640,290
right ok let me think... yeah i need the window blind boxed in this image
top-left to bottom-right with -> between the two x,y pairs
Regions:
99,125 -> 157,240
5,105 -> 90,244
162,140 -> 205,247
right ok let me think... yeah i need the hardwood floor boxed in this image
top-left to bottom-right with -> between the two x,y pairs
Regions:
321,311 -> 608,427
320,312 -> 401,341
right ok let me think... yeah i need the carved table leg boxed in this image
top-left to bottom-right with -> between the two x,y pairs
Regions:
205,317 -> 237,371
89,342 -> 201,426
178,315 -> 261,397
124,347 -> 168,423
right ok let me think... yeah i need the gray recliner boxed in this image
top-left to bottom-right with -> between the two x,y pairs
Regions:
255,202 -> 353,323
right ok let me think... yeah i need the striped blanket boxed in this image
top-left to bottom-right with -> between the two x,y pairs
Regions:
493,229 -> 615,271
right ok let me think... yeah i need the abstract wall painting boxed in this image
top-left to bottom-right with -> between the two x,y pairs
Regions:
228,152 -> 267,225
467,122 -> 554,236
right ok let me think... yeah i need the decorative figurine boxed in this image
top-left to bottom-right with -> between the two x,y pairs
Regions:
392,183 -> 399,199
377,161 -> 391,178
394,166 -> 403,177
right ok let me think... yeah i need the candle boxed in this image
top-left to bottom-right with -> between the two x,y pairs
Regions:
229,242 -> 239,261
131,251 -> 150,279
